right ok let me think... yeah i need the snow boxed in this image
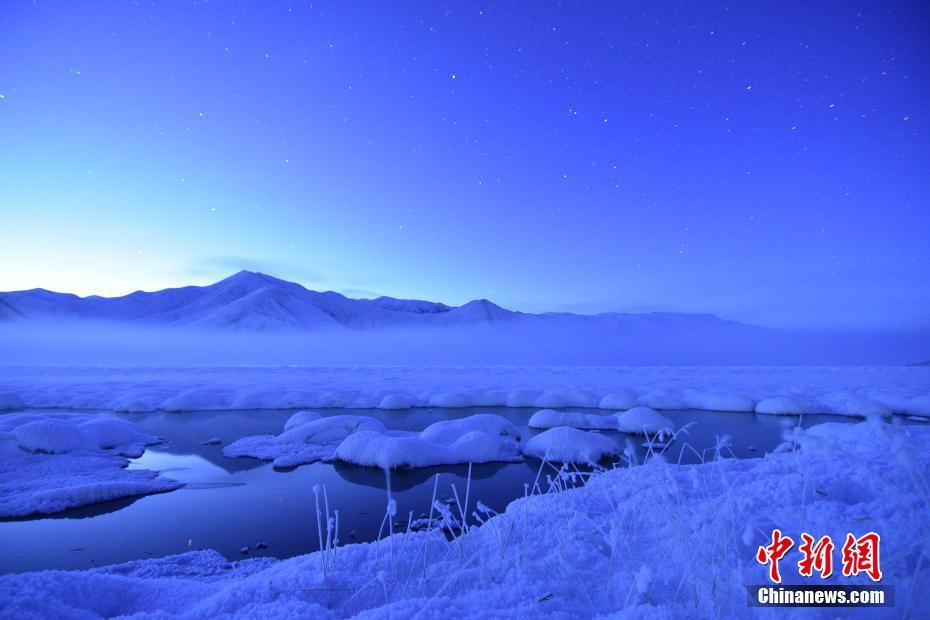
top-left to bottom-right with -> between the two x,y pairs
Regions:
3,413 -> 160,457
378,394 -> 416,409
0,392 -> 25,410
12,419 -> 92,454
78,418 -> 159,454
223,415 -> 386,468
2,365 -> 926,418
230,413 -> 523,470
683,391 -> 756,412
635,391 -> 685,410
597,390 -> 638,410
224,413 -> 523,469
336,427 -> 518,469
418,413 -> 522,445
754,396 -> 816,415
283,410 -> 322,431
902,395 -> 930,416
427,392 -> 473,408
1,419 -> 926,617
504,390 -> 541,407
522,426 -> 620,464
831,398 -> 892,419
0,271 -> 524,331
0,413 -> 179,518
615,406 -> 674,436
530,390 -> 567,408
527,408 -> 616,430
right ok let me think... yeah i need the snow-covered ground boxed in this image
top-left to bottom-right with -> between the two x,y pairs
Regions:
1,365 -> 927,616
1,419 -> 926,618
1,365 -> 928,416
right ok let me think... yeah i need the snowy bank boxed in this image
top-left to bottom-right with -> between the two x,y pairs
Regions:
1,419 -> 925,618
0,413 -> 180,518
1,365 -> 928,418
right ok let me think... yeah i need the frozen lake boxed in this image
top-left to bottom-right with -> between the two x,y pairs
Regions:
0,407 -> 859,574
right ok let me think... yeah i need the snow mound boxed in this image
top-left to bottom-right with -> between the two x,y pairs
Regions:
419,413 -> 521,444
283,410 -> 322,431
523,426 -> 620,464
0,413 -> 178,517
335,431 -> 430,468
9,414 -> 161,456
0,392 -> 25,410
378,394 -> 417,409
598,390 -> 638,410
533,391 -> 569,409
13,419 -> 92,454
78,418 -> 159,456
616,407 -> 674,436
754,396 -> 815,415
428,392 -> 473,408
635,392 -> 684,410
528,409 -> 616,430
223,415 -> 386,467
277,415 -> 385,444
505,390 -> 541,407
159,388 -> 229,411
110,393 -> 162,412
336,429 -> 517,469
839,398 -> 892,419
685,392 -> 755,412
337,414 -> 522,469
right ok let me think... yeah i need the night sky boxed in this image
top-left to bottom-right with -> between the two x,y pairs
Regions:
1,1 -> 928,328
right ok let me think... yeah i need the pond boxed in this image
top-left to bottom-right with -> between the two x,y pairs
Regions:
0,407 -> 855,574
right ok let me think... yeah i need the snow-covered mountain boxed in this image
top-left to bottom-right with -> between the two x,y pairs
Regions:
0,270 -> 744,332
3,271 -> 928,365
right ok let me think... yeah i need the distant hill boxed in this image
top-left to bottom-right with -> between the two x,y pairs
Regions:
0,270 -> 746,333
3,271 -> 929,365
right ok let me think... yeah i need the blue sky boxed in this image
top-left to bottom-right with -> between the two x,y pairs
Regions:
1,1 -> 928,328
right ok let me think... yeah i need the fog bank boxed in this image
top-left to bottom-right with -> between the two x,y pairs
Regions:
1,320 -> 927,366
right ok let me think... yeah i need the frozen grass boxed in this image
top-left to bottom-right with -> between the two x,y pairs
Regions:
298,417 -> 929,618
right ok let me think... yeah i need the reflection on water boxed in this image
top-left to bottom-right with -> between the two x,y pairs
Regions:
0,406 -> 855,574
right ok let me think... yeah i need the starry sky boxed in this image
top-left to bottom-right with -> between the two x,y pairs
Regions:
1,1 -> 928,329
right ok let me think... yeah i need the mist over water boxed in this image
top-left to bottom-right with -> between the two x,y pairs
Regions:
1,320 -> 926,366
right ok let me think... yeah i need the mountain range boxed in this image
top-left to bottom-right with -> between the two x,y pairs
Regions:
0,270 -> 743,332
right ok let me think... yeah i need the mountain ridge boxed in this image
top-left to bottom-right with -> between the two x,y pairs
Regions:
0,270 -> 744,332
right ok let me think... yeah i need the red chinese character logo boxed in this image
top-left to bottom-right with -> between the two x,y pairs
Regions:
797,533 -> 834,578
841,532 -> 882,582
756,529 -> 795,583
